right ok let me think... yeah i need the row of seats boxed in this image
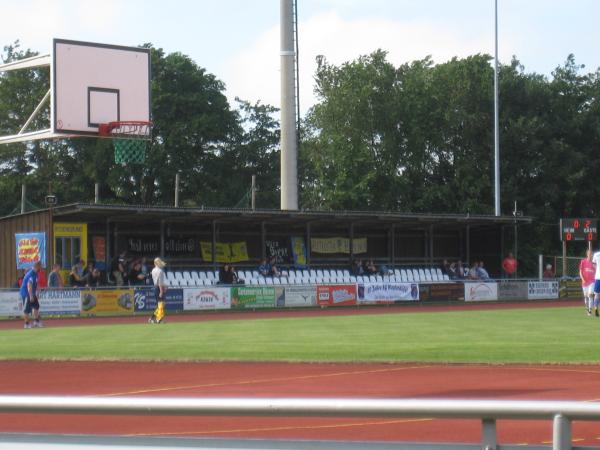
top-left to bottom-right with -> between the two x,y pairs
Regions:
165,267 -> 450,287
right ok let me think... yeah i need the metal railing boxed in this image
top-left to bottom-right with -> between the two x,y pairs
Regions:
0,396 -> 597,450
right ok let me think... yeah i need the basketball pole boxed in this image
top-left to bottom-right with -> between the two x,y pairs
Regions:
280,0 -> 298,211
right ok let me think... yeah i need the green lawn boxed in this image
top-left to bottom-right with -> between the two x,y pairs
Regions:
0,306 -> 597,364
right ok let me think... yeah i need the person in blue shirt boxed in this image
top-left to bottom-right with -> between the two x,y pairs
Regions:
19,261 -> 43,329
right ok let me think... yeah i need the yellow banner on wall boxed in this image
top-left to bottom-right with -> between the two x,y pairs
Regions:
310,237 -> 367,254
200,241 -> 249,263
80,289 -> 134,315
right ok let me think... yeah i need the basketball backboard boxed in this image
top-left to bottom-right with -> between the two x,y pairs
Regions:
0,38 -> 151,144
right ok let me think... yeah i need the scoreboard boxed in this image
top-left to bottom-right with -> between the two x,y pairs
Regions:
560,218 -> 597,242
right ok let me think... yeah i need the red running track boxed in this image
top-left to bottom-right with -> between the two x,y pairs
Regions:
2,361 -> 600,445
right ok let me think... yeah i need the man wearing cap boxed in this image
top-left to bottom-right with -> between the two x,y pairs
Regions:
149,257 -> 168,324
20,261 -> 43,329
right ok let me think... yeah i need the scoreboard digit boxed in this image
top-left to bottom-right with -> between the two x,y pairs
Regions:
560,218 -> 597,241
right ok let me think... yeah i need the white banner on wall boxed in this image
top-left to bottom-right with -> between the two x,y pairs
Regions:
528,281 -> 559,299
283,286 -> 317,307
183,287 -> 231,311
0,291 -> 22,316
464,282 -> 498,302
38,289 -> 81,314
358,282 -> 419,303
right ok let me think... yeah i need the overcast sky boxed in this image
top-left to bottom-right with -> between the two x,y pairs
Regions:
1,0 -> 598,115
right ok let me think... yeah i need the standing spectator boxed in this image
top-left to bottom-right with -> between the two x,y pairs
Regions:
82,261 -> 95,278
448,262 -> 459,280
579,249 -> 595,316
476,261 -> 490,280
140,257 -> 150,284
68,261 -> 84,287
48,264 -> 64,288
37,266 -> 47,289
149,257 -> 168,324
364,259 -> 377,275
456,261 -> 466,279
218,264 -> 231,284
502,252 -> 518,278
543,264 -> 555,279
20,261 -> 43,329
85,268 -> 104,287
441,259 -> 451,276
111,251 -> 127,286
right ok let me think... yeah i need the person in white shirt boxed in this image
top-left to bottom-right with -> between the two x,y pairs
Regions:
591,250 -> 600,317
148,257 -> 168,324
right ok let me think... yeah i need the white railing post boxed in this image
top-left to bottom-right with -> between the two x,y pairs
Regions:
482,418 -> 497,450
553,413 -> 571,450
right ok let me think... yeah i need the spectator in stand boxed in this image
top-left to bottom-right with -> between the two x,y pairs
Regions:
140,257 -> 151,284
351,259 -> 364,276
441,259 -> 451,276
502,252 -> 518,278
229,265 -> 244,284
456,261 -> 466,279
14,270 -> 25,288
258,259 -> 271,277
128,260 -> 147,286
477,261 -> 490,280
85,268 -> 104,287
111,251 -> 127,286
219,264 -> 231,284
37,265 -> 47,289
268,256 -> 281,277
468,262 -> 480,280
48,263 -> 63,288
447,262 -> 459,280
68,261 -> 85,287
543,264 -> 555,279
82,260 -> 95,278
364,259 -> 378,275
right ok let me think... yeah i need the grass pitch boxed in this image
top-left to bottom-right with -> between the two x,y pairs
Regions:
0,306 -> 597,364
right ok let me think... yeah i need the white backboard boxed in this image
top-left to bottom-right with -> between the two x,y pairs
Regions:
53,39 -> 151,136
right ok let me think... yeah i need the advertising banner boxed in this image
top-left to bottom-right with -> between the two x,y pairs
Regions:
317,284 -> 357,306
0,291 -> 22,316
528,281 -> 559,299
358,282 -> 419,304
200,241 -> 249,263
419,283 -> 464,301
183,287 -> 231,311
290,237 -> 307,268
134,288 -> 184,312
280,286 -> 317,307
498,281 -> 529,301
80,289 -> 135,315
38,289 -> 81,315
15,232 -> 46,269
464,282 -> 498,302
559,279 -> 583,300
310,237 -> 367,254
231,286 -> 276,309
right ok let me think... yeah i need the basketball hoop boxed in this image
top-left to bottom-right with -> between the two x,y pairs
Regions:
98,121 -> 152,164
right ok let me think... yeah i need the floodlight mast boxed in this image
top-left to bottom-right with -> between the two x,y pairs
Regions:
280,0 -> 298,211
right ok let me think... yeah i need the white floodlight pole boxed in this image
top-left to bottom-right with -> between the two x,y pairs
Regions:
280,0 -> 298,210
494,0 -> 501,216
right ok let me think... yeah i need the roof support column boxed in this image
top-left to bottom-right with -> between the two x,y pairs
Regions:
261,222 -> 266,261
105,219 -> 111,271
349,222 -> 354,265
212,220 -> 217,270
160,220 -> 165,258
390,224 -> 395,267
305,222 -> 311,267
466,224 -> 471,267
429,224 -> 434,266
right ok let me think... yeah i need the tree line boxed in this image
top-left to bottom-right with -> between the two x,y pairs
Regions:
1,41 -> 599,272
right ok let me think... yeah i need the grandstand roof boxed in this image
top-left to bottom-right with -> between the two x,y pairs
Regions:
42,202 -> 531,229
